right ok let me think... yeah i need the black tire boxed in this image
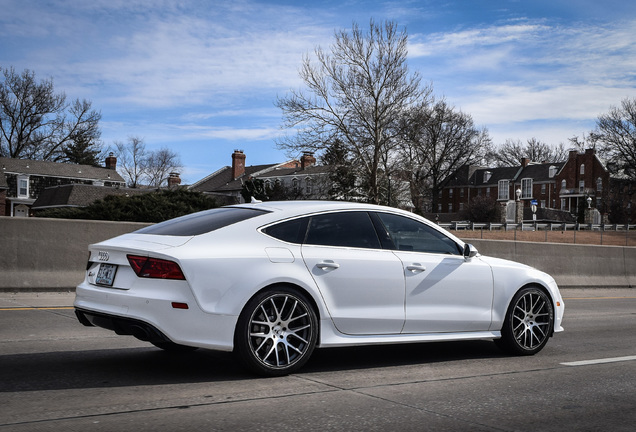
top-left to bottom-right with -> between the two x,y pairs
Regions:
495,287 -> 554,355
151,341 -> 199,352
234,287 -> 318,376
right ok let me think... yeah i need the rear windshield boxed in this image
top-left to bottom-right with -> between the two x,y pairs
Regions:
135,207 -> 269,236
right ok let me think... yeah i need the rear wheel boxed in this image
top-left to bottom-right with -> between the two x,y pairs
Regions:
234,287 -> 318,376
495,287 -> 554,355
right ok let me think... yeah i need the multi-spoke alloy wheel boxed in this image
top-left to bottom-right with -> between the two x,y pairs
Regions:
496,287 -> 554,355
235,287 -> 317,376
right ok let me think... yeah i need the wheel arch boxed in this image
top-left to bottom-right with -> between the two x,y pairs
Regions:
233,281 -> 323,346
506,282 -> 556,337
492,280 -> 556,334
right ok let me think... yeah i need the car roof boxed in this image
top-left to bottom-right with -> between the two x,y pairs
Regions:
228,200 -> 404,218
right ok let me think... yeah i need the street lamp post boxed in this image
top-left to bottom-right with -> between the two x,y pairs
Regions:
515,188 -> 522,224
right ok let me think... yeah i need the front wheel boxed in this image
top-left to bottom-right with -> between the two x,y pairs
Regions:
234,287 -> 318,376
495,287 -> 554,355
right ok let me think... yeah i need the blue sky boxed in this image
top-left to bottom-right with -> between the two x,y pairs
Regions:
2,0 -> 636,184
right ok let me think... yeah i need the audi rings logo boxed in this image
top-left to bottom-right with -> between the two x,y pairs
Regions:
98,251 -> 110,261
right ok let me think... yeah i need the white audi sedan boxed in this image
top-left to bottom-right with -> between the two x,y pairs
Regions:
75,201 -> 564,376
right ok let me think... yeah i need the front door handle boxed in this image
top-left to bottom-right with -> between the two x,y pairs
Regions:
406,264 -> 426,273
317,260 -> 340,270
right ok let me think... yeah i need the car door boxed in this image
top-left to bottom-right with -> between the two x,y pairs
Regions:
374,212 -> 494,333
300,211 -> 406,335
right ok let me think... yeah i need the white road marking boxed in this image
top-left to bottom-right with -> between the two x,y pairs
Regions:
561,355 -> 636,366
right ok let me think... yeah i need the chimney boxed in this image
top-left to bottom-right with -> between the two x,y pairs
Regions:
569,150 -> 578,160
168,172 -> 181,188
300,152 -> 316,170
232,150 -> 246,179
105,152 -> 117,170
521,157 -> 530,167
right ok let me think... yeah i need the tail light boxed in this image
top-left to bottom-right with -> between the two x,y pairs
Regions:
127,255 -> 186,280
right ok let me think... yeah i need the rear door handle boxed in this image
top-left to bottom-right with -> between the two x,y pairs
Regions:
317,260 -> 340,270
406,264 -> 426,273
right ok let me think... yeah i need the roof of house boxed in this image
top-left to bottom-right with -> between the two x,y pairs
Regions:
0,157 -> 125,183
32,184 -> 149,209
257,164 -> 332,179
189,163 -> 280,193
470,166 -> 522,186
517,162 -> 565,182
189,157 -> 328,195
442,161 -> 566,188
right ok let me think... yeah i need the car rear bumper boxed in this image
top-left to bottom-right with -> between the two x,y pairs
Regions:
74,281 -> 238,351
75,308 -> 172,344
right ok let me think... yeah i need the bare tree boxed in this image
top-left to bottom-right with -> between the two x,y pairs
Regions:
594,97 -> 636,180
145,147 -> 182,188
486,138 -> 567,167
115,137 -> 147,188
0,66 -> 101,160
276,20 -> 432,204
399,100 -> 492,212
115,137 -> 182,188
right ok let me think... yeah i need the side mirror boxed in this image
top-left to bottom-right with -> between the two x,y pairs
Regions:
463,243 -> 478,259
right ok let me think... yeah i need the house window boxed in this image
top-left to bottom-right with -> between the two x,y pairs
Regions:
540,200 -> 546,208
596,177 -> 603,192
549,166 -> 557,178
521,178 -> 532,199
459,203 -> 464,211
541,184 -> 546,195
448,203 -> 453,212
561,180 -> 567,190
438,203 -> 442,212
292,178 -> 299,191
580,164 -> 585,175
486,187 -> 491,197
460,188 -> 464,198
484,171 -> 491,183
579,180 -> 585,193
18,176 -> 29,198
561,199 -> 566,210
305,177 -> 313,194
449,188 -> 453,198
498,180 -> 509,200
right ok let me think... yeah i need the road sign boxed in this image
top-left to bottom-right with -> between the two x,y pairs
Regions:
531,199 -> 538,206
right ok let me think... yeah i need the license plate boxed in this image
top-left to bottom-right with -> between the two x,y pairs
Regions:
96,263 -> 117,287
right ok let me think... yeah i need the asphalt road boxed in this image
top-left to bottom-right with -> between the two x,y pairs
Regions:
0,289 -> 635,431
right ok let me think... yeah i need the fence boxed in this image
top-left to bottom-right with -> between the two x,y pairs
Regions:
442,222 -> 636,247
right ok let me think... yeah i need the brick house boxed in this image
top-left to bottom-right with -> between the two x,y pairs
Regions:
438,148 -> 611,222
0,154 -> 126,217
555,149 -> 610,214
190,150 -> 330,204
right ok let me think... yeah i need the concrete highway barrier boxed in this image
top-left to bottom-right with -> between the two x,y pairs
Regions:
1,217 -> 633,291
466,239 -> 635,289
1,217 -> 149,291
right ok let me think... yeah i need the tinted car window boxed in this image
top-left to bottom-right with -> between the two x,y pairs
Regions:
263,217 -> 308,244
376,212 -> 462,255
136,207 -> 269,236
305,212 -> 381,249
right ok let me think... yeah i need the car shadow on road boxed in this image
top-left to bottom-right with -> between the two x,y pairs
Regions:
304,339 -> 506,373
0,340 -> 506,392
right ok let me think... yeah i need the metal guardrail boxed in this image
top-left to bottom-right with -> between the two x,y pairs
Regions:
439,221 -> 636,246
439,222 -> 636,231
